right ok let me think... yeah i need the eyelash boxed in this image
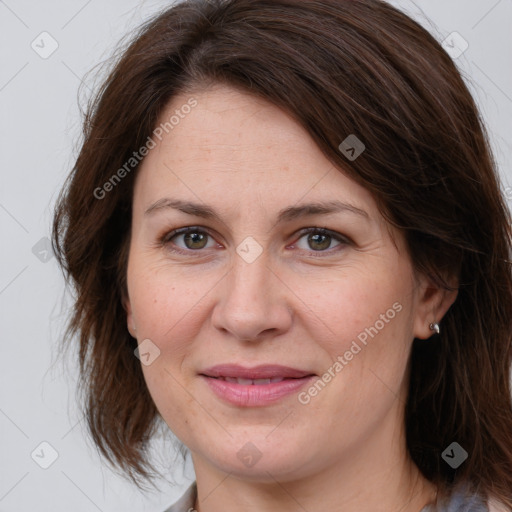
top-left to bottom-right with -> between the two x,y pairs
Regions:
158,226 -> 351,257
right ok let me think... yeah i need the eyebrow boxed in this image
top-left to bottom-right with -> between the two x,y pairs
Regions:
144,198 -> 369,223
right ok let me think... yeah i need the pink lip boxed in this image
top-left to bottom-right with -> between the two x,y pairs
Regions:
200,364 -> 314,379
199,364 -> 316,407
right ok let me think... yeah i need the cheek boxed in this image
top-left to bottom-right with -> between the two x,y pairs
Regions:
128,269 -> 206,440
304,273 -> 414,417
127,253 -> 217,345
295,267 -> 415,420
291,263 -> 413,357
141,363 -> 211,451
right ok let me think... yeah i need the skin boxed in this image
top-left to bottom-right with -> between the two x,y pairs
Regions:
125,84 -> 457,512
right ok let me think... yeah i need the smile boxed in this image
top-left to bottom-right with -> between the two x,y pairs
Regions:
199,364 -> 316,407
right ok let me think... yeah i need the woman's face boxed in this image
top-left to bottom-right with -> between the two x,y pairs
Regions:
125,84 -> 437,483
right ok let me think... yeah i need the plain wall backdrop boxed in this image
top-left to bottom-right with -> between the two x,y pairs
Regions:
1,0 -> 511,511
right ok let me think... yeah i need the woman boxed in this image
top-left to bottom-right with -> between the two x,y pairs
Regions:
52,0 -> 512,510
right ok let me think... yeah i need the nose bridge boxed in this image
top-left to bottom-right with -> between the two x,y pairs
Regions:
211,247 -> 292,341
229,232 -> 274,302
230,251 -> 271,305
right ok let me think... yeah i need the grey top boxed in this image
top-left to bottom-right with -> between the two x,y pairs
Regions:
163,481 -> 490,512
420,485 -> 489,512
164,482 -> 196,512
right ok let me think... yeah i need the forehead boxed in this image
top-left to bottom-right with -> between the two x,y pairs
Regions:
133,84 -> 377,218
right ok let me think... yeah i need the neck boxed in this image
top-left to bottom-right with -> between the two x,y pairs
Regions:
190,407 -> 437,512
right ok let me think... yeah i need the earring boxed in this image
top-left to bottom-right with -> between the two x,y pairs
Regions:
429,322 -> 440,334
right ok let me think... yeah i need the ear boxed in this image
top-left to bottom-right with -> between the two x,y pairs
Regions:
123,296 -> 137,338
413,272 -> 458,340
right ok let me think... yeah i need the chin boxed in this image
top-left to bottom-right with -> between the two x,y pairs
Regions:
196,434 -> 318,482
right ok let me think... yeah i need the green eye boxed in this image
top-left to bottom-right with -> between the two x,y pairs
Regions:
293,228 -> 349,253
305,232 -> 335,251
160,226 -> 350,256
162,227 -> 216,252
181,231 -> 209,250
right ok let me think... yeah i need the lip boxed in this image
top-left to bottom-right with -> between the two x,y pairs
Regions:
200,364 -> 314,379
199,364 -> 316,407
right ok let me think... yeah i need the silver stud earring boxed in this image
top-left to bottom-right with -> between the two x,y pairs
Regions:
429,322 -> 440,334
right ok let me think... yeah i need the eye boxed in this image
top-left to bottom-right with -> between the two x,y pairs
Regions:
292,227 -> 349,253
158,226 -> 350,256
160,227 -> 219,253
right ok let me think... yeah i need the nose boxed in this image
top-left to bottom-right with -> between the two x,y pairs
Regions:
211,251 -> 293,342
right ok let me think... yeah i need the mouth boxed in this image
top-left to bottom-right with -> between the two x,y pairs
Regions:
200,363 -> 315,380
207,376 -> 294,385
199,364 -> 316,407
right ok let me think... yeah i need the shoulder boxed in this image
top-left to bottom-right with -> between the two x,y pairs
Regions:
421,484 -> 489,512
162,481 -> 511,512
423,483 -> 512,512
162,482 -> 197,512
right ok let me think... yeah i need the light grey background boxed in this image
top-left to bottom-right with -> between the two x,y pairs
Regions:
1,1 -> 511,511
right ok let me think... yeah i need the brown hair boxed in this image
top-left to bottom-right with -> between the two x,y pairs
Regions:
52,0 -> 512,504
